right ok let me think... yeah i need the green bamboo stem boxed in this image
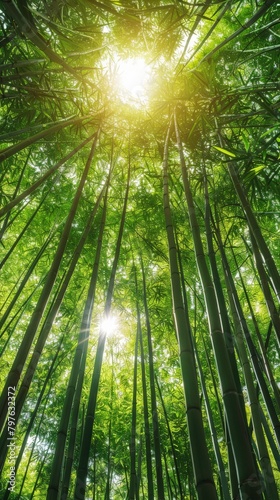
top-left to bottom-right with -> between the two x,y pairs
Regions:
231,248 -> 280,413
174,113 -> 262,498
155,374 -> 184,499
249,232 -> 280,345
204,174 -> 248,496
128,307 -> 139,500
0,276 -> 46,349
3,353 -> 57,500
0,115 -> 94,163
15,410 -> 47,499
217,129 -> 280,302
136,431 -> 142,500
1,1 -> 93,86
222,258 -> 278,498
260,406 -> 280,469
15,184 -> 105,413
176,225 -> 231,500
141,258 -> 165,500
47,182 -> 108,499
60,186 -> 109,500
74,158 -> 130,499
138,295 -> 154,499
0,187 -> 53,270
0,149 -> 29,239
240,235 -> 280,357
0,132 -> 100,439
214,221 -> 280,450
0,134 -> 96,219
0,232 -> 52,331
163,120 -> 218,499
0,184 -> 105,472
60,363 -> 83,500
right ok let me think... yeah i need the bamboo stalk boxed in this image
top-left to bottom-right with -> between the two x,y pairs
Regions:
174,113 -> 262,498
163,120 -> 217,499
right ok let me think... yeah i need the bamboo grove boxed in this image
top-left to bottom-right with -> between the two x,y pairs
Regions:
0,0 -> 280,498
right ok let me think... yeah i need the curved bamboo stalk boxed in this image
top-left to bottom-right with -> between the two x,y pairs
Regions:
214,227 -> 280,446
250,232 -> 280,345
0,275 -> 46,349
204,172 -> 248,496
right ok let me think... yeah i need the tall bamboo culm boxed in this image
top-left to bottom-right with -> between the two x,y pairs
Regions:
74,157 -> 131,499
174,113 -> 262,498
162,120 -> 218,500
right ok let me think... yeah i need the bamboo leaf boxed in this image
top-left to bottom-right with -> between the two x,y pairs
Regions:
213,146 -> 236,157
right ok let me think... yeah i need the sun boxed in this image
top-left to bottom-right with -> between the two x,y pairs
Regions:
100,314 -> 118,337
115,57 -> 151,104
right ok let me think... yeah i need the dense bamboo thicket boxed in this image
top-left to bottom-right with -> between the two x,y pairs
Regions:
0,1 -> 280,499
